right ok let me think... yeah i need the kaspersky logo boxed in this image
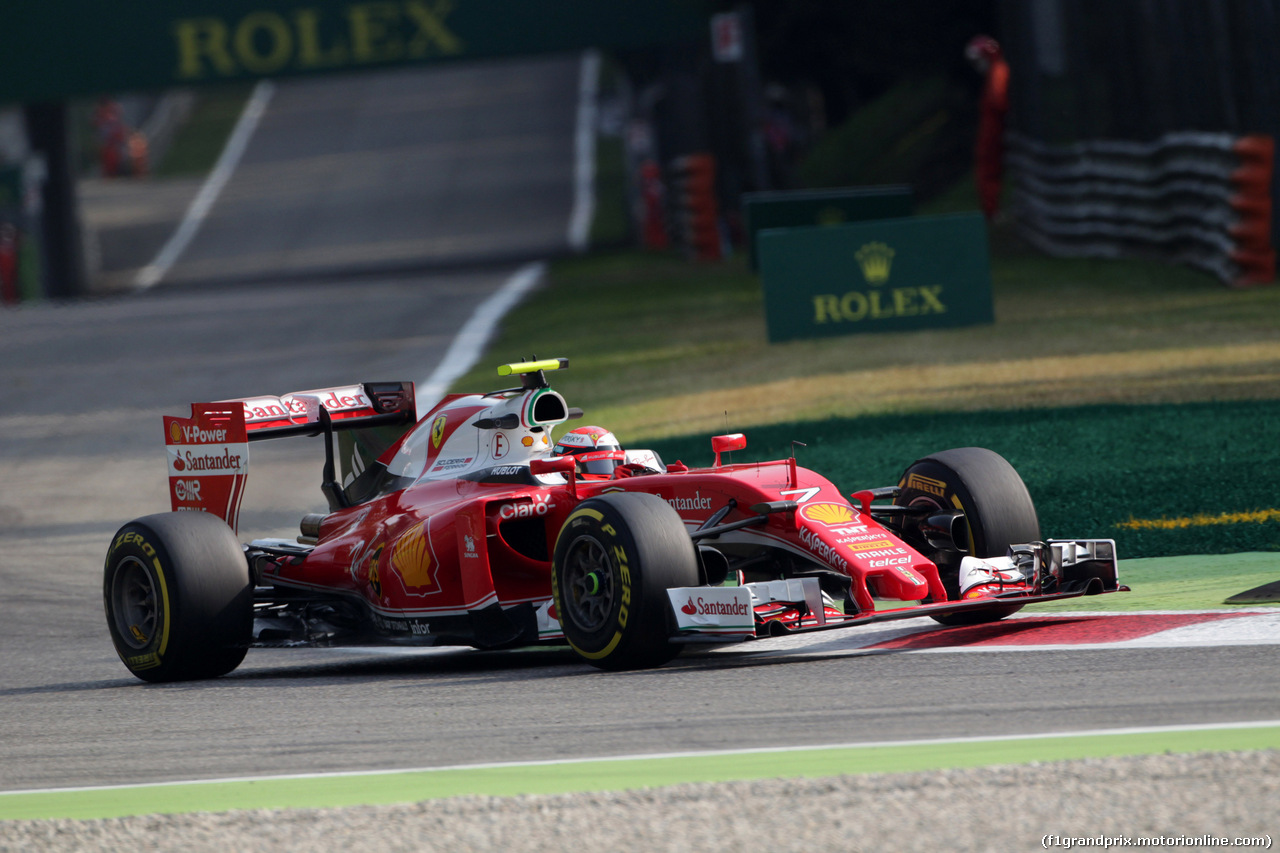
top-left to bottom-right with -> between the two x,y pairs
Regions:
855,241 -> 895,284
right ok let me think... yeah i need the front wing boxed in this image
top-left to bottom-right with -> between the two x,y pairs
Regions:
666,539 -> 1127,643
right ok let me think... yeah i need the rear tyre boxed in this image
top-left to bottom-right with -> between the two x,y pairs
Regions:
897,447 -> 1040,626
104,512 -> 252,682
552,492 -> 699,670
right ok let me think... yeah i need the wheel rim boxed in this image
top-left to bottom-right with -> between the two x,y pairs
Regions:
111,556 -> 159,649
561,534 -> 615,633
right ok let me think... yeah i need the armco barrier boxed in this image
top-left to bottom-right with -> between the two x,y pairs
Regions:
1007,131 -> 1275,287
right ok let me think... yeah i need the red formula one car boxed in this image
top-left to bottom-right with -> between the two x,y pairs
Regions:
104,359 -> 1124,681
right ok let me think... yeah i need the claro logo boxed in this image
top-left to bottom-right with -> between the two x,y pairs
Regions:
498,495 -> 553,520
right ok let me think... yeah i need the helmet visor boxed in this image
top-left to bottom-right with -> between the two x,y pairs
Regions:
576,449 -> 624,476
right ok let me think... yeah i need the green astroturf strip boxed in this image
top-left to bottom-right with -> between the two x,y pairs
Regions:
3,726 -> 1279,821
645,400 -> 1280,559
1037,552 -> 1280,612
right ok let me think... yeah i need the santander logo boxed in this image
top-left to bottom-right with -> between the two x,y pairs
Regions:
682,596 -> 749,617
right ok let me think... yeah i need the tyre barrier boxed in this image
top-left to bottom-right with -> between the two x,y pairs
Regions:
1006,131 -> 1275,287
668,153 -> 722,261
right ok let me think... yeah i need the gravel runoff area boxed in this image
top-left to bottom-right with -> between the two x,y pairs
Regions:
3,751 -> 1276,852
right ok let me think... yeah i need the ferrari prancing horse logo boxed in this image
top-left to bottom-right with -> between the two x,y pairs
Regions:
430,415 -> 447,449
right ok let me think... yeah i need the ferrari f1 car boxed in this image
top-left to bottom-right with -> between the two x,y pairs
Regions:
104,358 -> 1124,681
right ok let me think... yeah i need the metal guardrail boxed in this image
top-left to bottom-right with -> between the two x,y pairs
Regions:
1007,131 -> 1275,287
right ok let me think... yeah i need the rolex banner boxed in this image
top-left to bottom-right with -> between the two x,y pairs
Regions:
757,213 -> 994,343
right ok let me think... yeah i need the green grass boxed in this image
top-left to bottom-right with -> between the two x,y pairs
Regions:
1039,552 -> 1280,611
797,75 -> 973,196
636,401 -> 1280,559
153,84 -> 254,177
588,135 -> 632,247
456,242 -> 1280,443
453,240 -> 1280,559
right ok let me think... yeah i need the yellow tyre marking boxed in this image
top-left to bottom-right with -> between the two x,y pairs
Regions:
144,541 -> 172,658
569,631 -> 624,661
555,506 -> 625,661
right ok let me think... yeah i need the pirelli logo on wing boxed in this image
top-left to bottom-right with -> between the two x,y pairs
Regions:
845,539 -> 898,553
904,473 -> 947,497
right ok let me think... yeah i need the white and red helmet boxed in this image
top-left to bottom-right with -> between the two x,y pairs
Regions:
553,425 -> 624,477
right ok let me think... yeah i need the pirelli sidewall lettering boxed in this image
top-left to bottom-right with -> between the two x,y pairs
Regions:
105,529 -> 172,671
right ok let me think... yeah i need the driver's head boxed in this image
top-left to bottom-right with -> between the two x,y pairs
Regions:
552,425 -> 624,478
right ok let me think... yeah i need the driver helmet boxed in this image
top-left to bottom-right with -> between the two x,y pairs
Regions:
552,425 -> 624,478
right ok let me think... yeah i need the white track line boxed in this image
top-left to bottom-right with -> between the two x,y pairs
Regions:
134,80 -> 276,290
566,49 -> 600,252
6,719 -> 1278,797
415,261 -> 546,415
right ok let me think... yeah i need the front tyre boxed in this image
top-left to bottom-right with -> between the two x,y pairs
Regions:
104,511 -> 252,682
898,447 -> 1040,626
552,492 -> 699,670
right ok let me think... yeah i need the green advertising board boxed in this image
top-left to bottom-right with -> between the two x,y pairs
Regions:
743,185 -> 913,270
757,212 -> 993,343
0,1 -> 705,104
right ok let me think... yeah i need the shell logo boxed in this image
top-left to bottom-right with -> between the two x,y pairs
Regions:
390,520 -> 433,588
800,502 -> 858,526
169,422 -> 182,443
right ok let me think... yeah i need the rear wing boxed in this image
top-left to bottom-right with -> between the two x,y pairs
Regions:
233,382 -> 416,439
164,382 -> 415,531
